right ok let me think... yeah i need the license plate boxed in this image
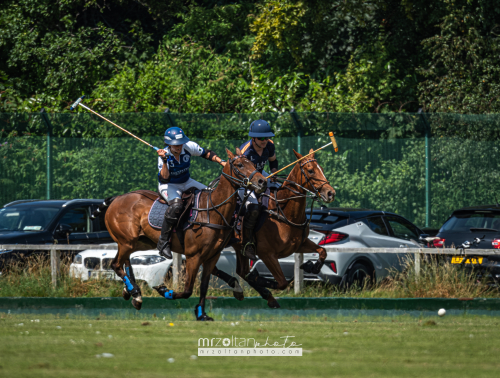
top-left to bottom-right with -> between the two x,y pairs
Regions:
451,256 -> 483,265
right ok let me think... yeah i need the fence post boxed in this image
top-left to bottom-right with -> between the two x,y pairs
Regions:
419,109 -> 431,228
40,109 -> 52,200
172,253 -> 182,290
290,108 -> 304,294
50,245 -> 60,288
414,250 -> 421,280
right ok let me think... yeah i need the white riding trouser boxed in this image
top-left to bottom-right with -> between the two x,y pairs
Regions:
158,178 -> 207,203
237,170 -> 279,208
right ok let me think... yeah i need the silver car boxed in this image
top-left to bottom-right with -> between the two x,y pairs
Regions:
252,208 -> 425,287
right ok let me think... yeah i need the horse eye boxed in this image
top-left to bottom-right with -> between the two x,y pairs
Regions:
308,169 -> 314,174
238,163 -> 244,168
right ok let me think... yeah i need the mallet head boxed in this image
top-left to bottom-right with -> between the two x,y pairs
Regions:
329,132 -> 338,152
70,95 -> 85,111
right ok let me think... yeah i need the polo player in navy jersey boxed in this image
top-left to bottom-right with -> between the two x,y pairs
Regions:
238,119 -> 279,261
156,127 -> 225,259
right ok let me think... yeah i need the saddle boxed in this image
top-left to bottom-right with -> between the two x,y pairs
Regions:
148,187 -> 202,231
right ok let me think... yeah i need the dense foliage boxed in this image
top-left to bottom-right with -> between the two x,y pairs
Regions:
1,0 -> 499,115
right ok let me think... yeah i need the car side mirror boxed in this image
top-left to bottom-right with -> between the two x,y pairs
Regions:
55,223 -> 73,237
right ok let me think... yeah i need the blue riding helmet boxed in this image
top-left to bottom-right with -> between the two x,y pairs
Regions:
164,127 -> 190,145
248,119 -> 275,138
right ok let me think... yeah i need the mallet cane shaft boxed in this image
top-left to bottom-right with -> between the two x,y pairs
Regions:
266,132 -> 338,179
69,96 -> 159,151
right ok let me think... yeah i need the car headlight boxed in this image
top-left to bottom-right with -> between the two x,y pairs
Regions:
73,254 -> 83,264
130,255 -> 166,265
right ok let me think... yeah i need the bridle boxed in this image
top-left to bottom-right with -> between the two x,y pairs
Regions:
264,158 -> 332,231
189,154 -> 261,247
221,155 -> 260,190
296,158 -> 331,201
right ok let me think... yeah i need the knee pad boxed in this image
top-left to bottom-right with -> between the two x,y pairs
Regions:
166,198 -> 183,218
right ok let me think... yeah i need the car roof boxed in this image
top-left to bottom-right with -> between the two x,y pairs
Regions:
452,204 -> 500,212
3,199 -> 104,208
306,207 -> 387,219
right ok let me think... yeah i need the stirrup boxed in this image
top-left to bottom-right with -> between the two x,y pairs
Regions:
242,242 -> 258,261
158,243 -> 173,259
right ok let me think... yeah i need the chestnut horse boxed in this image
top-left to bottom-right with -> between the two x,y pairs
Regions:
100,148 -> 266,320
212,149 -> 335,308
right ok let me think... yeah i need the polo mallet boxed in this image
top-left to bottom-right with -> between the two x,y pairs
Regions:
267,132 -> 338,179
70,96 -> 159,151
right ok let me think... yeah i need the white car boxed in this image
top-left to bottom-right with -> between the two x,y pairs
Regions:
69,246 -> 171,288
69,244 -> 241,289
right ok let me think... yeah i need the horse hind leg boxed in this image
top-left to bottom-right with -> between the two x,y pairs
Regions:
111,246 -> 143,310
195,254 -> 220,321
211,266 -> 244,301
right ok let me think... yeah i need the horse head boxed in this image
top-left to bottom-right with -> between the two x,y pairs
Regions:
292,149 -> 335,203
225,148 -> 267,195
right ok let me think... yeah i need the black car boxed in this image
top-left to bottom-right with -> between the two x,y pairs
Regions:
434,204 -> 500,278
0,199 -> 113,269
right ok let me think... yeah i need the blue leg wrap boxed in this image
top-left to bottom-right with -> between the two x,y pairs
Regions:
197,305 -> 203,318
164,290 -> 174,300
125,267 -> 131,277
123,276 -> 134,292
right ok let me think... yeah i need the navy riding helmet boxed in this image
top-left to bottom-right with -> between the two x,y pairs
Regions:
249,119 -> 275,138
164,127 -> 190,145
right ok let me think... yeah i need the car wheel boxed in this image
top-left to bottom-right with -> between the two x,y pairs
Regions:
346,262 -> 374,290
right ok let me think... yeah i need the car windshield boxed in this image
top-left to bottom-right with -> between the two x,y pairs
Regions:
0,207 -> 60,232
440,212 -> 500,233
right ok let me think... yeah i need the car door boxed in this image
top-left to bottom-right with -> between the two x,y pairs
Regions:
359,216 -> 403,276
383,215 -> 421,271
54,206 -> 100,245
91,204 -> 113,243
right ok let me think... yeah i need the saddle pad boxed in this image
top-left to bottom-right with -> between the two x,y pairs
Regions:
148,198 -> 168,230
148,190 -> 203,231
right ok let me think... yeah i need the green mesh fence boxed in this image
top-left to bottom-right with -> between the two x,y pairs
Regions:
1,112 -> 500,229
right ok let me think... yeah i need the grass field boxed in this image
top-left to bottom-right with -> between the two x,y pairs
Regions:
1,313 -> 499,377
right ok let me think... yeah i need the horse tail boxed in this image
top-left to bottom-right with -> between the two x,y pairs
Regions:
91,196 -> 117,220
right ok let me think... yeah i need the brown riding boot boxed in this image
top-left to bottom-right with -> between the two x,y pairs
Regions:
241,204 -> 260,261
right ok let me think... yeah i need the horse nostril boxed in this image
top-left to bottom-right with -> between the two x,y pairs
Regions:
258,179 -> 265,185
328,191 -> 334,198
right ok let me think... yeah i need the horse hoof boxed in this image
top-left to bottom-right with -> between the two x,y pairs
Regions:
197,314 -> 214,321
268,298 -> 280,309
233,291 -> 244,301
195,305 -> 213,321
132,296 -> 142,311
122,288 -> 131,301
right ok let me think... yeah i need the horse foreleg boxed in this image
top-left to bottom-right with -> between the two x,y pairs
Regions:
296,238 -> 327,274
234,245 -> 280,309
211,266 -> 244,301
121,260 -> 133,301
196,254 -> 220,321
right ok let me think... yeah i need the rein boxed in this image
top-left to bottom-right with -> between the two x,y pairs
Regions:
189,155 -> 256,247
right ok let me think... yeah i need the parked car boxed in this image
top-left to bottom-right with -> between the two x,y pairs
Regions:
69,244 -> 243,289
0,199 -> 113,269
69,247 -> 171,288
252,207 -> 426,287
433,205 -> 500,279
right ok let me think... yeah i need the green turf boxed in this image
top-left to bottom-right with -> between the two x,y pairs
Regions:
1,314 -> 499,377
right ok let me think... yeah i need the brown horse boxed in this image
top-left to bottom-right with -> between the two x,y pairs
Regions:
99,148 -> 266,320
212,149 -> 335,308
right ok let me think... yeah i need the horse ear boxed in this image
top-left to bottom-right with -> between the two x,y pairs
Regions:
293,149 -> 302,159
226,148 -> 235,160
235,147 -> 242,156
309,148 -> 315,158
